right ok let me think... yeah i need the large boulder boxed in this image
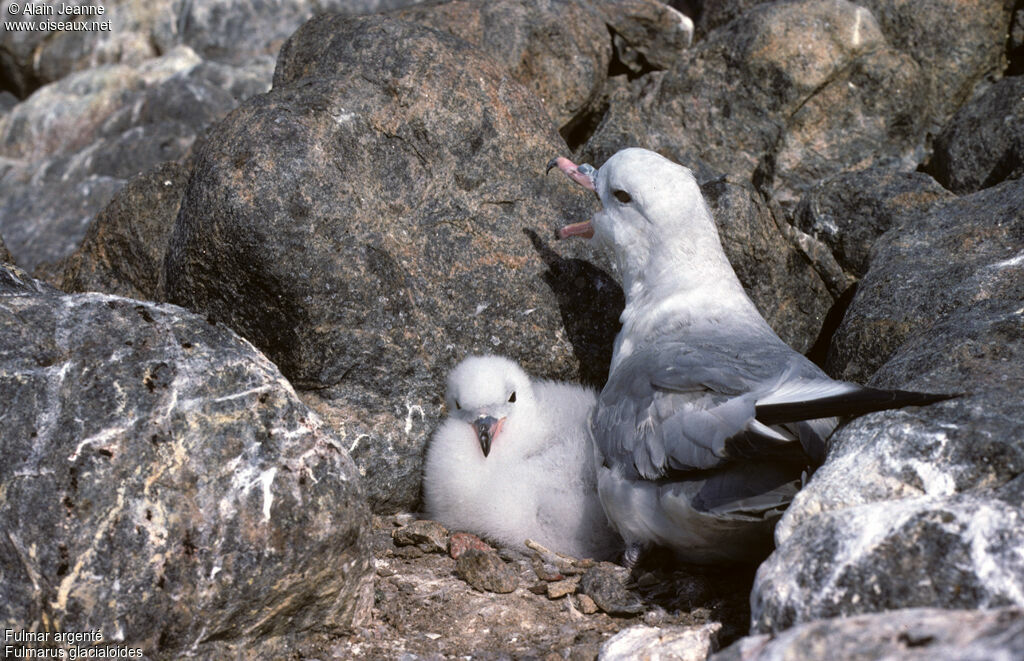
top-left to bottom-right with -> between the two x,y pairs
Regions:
0,264 -> 372,658
925,75 -> 1024,195
165,14 -> 614,511
581,0 -> 932,208
61,161 -> 191,300
391,0 -> 692,144
752,179 -> 1024,631
391,0 -> 613,132
702,177 -> 831,352
794,167 -> 954,280
0,0 -> 427,99
715,608 -> 1024,661
857,0 -> 1010,123
0,47 -> 270,274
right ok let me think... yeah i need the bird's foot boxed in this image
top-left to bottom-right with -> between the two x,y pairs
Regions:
622,542 -> 648,569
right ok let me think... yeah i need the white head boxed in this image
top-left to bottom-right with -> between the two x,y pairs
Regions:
549,148 -> 726,293
444,355 -> 538,458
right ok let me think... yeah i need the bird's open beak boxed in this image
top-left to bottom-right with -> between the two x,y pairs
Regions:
547,156 -> 596,191
547,156 -> 597,240
472,415 -> 505,458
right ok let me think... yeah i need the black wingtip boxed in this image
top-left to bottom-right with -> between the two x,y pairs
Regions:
755,388 -> 960,426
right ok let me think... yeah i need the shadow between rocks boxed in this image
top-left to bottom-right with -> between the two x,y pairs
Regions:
524,228 -> 623,389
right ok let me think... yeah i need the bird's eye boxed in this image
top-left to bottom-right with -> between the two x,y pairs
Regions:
454,399 -> 461,410
613,190 -> 632,204
508,392 -> 516,403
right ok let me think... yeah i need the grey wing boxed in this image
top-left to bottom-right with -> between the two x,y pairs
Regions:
593,341 -> 843,480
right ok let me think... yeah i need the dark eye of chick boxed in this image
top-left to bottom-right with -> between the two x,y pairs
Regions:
454,399 -> 461,410
508,392 -> 516,403
613,189 -> 632,204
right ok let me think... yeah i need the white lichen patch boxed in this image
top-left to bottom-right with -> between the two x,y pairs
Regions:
404,400 -> 425,435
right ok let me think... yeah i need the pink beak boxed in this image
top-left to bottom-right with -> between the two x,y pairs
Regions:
547,156 -> 597,240
546,156 -> 596,191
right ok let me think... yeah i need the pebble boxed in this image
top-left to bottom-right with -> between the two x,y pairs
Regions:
391,519 -> 449,553
532,554 -> 565,582
528,581 -> 549,595
546,575 -> 581,599
449,531 -> 495,559
580,563 -> 645,615
577,594 -> 599,615
455,548 -> 518,593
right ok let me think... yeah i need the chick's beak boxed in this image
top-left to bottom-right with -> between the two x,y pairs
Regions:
473,415 -> 505,458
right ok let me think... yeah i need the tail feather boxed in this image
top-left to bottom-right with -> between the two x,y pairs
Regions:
755,388 -> 958,426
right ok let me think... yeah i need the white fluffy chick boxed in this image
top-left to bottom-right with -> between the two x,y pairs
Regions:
423,355 -> 622,560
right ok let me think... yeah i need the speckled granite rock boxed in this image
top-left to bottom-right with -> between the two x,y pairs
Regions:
581,563 -> 645,615
702,177 -> 831,352
925,75 -> 1024,195
794,167 -> 954,280
455,548 -> 519,593
751,179 -> 1024,632
827,179 -> 1024,383
392,0 -> 612,132
716,608 -> 1024,661
167,14 -> 617,511
581,0 -> 932,209
0,264 -> 372,659
857,0 -> 1009,122
61,162 -> 190,299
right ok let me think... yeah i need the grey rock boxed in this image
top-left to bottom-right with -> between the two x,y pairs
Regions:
0,0 -> 426,99
755,484 -> 1024,632
752,179 -> 1024,632
455,548 -> 519,593
61,161 -> 190,300
683,1 -> 774,40
925,75 -> 1024,194
582,0 -> 931,209
0,90 -> 17,113
580,563 -> 645,615
0,47 -> 271,274
156,0 -> 429,68
0,173 -> 126,276
392,0 -> 612,133
0,264 -> 372,658
794,167 -> 954,279
392,519 -> 449,554
828,179 -> 1024,382
858,0 -> 1010,123
703,177 -> 831,352
168,14 -> 612,511
716,608 -> 1024,661
597,0 -> 694,73
600,623 -> 721,661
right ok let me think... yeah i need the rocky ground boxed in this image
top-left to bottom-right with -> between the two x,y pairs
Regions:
301,515 -> 751,659
257,514 -> 1024,660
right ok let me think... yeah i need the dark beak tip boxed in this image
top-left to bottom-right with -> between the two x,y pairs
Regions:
545,157 -> 560,176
